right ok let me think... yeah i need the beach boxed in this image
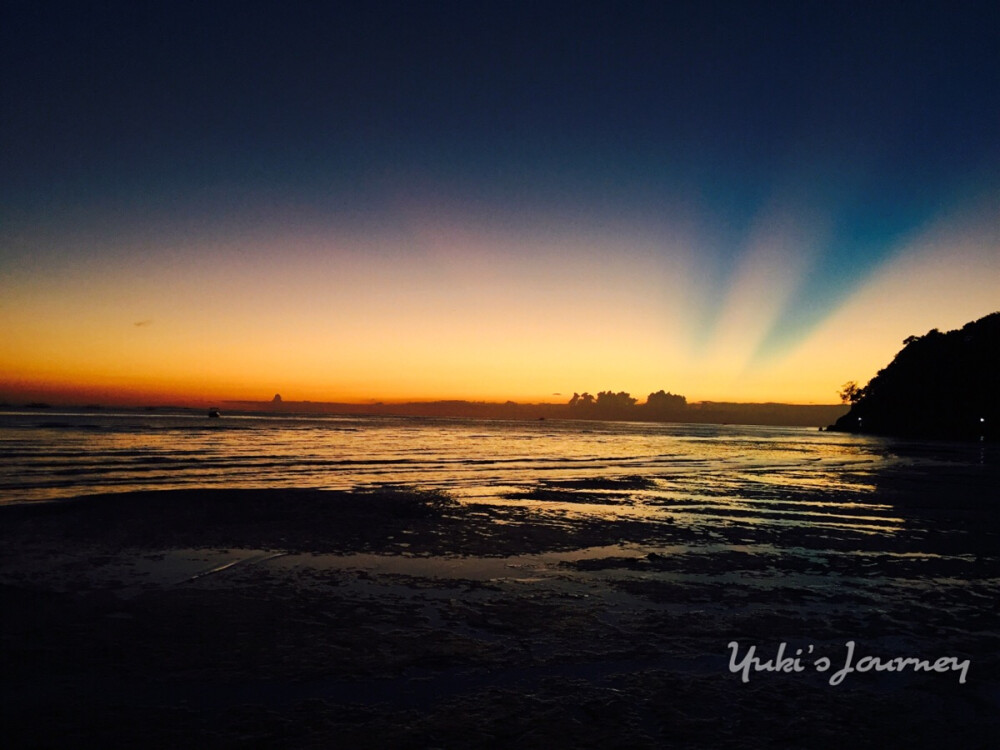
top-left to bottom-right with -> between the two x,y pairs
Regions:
1,415 -> 998,747
6,1 -> 998,744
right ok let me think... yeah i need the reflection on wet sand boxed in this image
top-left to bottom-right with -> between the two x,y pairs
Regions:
1,424 -> 997,747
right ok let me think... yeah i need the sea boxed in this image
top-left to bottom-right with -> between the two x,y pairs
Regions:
3,406 -> 999,735
1,408 -> 995,537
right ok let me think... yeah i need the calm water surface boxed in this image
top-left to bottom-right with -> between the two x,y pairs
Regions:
2,409 -> 995,540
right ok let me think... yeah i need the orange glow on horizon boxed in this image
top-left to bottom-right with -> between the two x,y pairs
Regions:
2,196 -> 997,409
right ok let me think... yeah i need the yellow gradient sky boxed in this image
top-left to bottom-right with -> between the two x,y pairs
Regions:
2,196 -> 996,406
2,4 -> 998,407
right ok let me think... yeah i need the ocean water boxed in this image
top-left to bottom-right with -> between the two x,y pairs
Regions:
1,409 -> 995,537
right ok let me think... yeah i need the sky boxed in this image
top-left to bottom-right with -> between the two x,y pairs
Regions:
2,1 -> 998,406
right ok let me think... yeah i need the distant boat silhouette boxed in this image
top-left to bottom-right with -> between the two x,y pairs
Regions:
208,408 -> 221,418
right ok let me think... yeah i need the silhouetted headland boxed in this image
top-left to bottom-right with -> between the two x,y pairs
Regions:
829,311 -> 999,441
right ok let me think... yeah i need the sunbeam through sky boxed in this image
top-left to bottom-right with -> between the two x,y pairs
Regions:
2,1 -> 997,406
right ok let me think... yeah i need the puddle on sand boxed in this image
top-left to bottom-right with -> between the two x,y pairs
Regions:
0,543 -> 672,597
268,543 -> 669,581
0,547 -> 286,598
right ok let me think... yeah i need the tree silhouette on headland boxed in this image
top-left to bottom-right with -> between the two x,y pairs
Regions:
829,312 -> 999,441
838,381 -> 864,405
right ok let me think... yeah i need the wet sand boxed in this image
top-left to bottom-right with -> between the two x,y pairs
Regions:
2,481 -> 998,748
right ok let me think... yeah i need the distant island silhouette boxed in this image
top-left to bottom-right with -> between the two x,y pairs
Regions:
223,392 -> 847,427
829,311 -> 999,441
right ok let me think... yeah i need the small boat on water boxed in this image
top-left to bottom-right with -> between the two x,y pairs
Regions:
207,408 -> 221,418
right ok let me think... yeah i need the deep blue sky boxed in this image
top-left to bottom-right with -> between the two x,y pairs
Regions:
2,1 -> 998,402
5,1 -> 996,206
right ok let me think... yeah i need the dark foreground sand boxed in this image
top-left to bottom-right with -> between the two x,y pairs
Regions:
2,481 -> 998,749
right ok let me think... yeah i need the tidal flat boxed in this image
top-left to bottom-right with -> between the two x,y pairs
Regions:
2,466 -> 998,749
